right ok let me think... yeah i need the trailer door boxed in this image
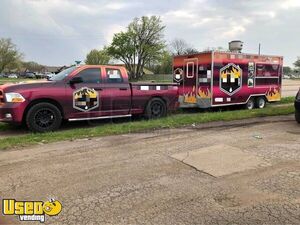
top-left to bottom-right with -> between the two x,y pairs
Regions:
183,58 -> 198,103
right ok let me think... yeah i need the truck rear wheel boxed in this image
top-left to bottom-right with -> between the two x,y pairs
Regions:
295,109 -> 300,123
245,98 -> 255,110
145,98 -> 167,119
26,103 -> 62,132
255,97 -> 266,109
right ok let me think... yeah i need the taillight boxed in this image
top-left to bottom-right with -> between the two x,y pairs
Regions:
0,90 -> 4,105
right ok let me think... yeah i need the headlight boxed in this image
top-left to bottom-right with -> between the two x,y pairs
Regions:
5,93 -> 25,103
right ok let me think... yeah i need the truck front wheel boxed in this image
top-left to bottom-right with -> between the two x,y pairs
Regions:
145,98 -> 167,119
26,103 -> 62,132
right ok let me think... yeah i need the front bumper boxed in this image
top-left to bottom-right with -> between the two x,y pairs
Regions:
0,103 -> 26,124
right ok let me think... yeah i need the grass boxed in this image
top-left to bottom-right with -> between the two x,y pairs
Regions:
0,78 -> 29,84
275,96 -> 295,104
0,103 -> 294,150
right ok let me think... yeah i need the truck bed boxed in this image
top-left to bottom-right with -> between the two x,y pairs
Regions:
130,82 -> 179,114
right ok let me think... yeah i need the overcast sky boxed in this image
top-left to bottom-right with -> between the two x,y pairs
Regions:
0,0 -> 299,66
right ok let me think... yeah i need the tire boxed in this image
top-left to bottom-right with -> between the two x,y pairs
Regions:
295,109 -> 300,124
245,98 -> 255,110
144,98 -> 167,119
26,103 -> 62,132
255,97 -> 266,109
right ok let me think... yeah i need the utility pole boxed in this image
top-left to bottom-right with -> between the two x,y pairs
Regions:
258,43 -> 261,55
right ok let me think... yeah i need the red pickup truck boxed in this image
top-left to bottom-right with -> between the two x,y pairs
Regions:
0,65 -> 178,132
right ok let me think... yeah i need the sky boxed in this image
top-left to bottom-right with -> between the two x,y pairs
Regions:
0,0 -> 299,66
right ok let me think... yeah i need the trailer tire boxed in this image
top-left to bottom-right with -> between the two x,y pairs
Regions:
26,102 -> 62,133
144,98 -> 167,119
255,97 -> 266,109
295,109 -> 300,123
245,98 -> 255,110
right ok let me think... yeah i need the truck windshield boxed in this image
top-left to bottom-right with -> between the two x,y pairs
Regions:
49,66 -> 77,81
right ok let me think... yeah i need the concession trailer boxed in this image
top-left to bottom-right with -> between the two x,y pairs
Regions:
173,41 -> 283,109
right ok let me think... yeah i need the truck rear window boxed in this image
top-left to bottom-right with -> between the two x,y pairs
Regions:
106,69 -> 123,83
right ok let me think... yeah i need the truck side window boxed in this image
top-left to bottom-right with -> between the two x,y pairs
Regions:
106,69 -> 123,83
75,68 -> 101,83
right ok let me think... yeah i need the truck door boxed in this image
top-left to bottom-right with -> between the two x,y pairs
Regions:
183,58 -> 198,104
65,67 -> 112,119
103,67 -> 131,115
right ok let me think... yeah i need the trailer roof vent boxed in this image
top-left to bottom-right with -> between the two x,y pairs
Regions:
229,40 -> 243,53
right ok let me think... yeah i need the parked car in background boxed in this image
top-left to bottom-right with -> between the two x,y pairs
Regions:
8,74 -> 18,79
25,72 -> 36,79
0,74 -> 4,78
295,89 -> 300,123
46,72 -> 55,80
35,73 -> 46,79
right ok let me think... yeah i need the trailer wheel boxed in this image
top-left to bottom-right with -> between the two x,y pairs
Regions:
26,102 -> 62,132
245,98 -> 255,110
255,97 -> 266,109
295,109 -> 300,123
145,98 -> 167,119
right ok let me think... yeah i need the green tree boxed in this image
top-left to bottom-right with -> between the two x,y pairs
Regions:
22,61 -> 44,72
107,16 -> 165,79
283,66 -> 292,75
85,48 -> 111,65
0,38 -> 23,73
293,57 -> 300,72
149,50 -> 172,74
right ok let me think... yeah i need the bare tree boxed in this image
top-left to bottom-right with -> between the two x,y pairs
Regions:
170,38 -> 198,55
170,39 -> 189,55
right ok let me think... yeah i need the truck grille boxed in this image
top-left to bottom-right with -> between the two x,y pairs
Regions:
0,90 -> 4,105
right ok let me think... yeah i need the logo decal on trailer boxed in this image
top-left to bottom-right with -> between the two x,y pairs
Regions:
73,87 -> 99,112
220,63 -> 242,95
174,68 -> 183,82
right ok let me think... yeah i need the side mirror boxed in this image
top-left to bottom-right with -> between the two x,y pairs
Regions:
69,77 -> 83,85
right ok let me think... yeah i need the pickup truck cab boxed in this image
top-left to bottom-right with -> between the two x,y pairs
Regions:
0,65 -> 178,132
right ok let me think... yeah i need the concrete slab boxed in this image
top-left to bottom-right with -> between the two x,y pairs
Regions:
171,144 -> 266,177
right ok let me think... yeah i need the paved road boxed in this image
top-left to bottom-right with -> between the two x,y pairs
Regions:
0,116 -> 299,225
282,79 -> 300,97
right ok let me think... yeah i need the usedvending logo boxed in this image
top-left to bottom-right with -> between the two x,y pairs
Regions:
73,87 -> 99,112
2,198 -> 62,223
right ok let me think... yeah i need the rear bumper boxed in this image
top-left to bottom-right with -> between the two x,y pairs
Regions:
0,103 -> 26,124
295,100 -> 300,111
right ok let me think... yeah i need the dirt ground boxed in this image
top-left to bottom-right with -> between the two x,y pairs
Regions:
0,115 -> 299,225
